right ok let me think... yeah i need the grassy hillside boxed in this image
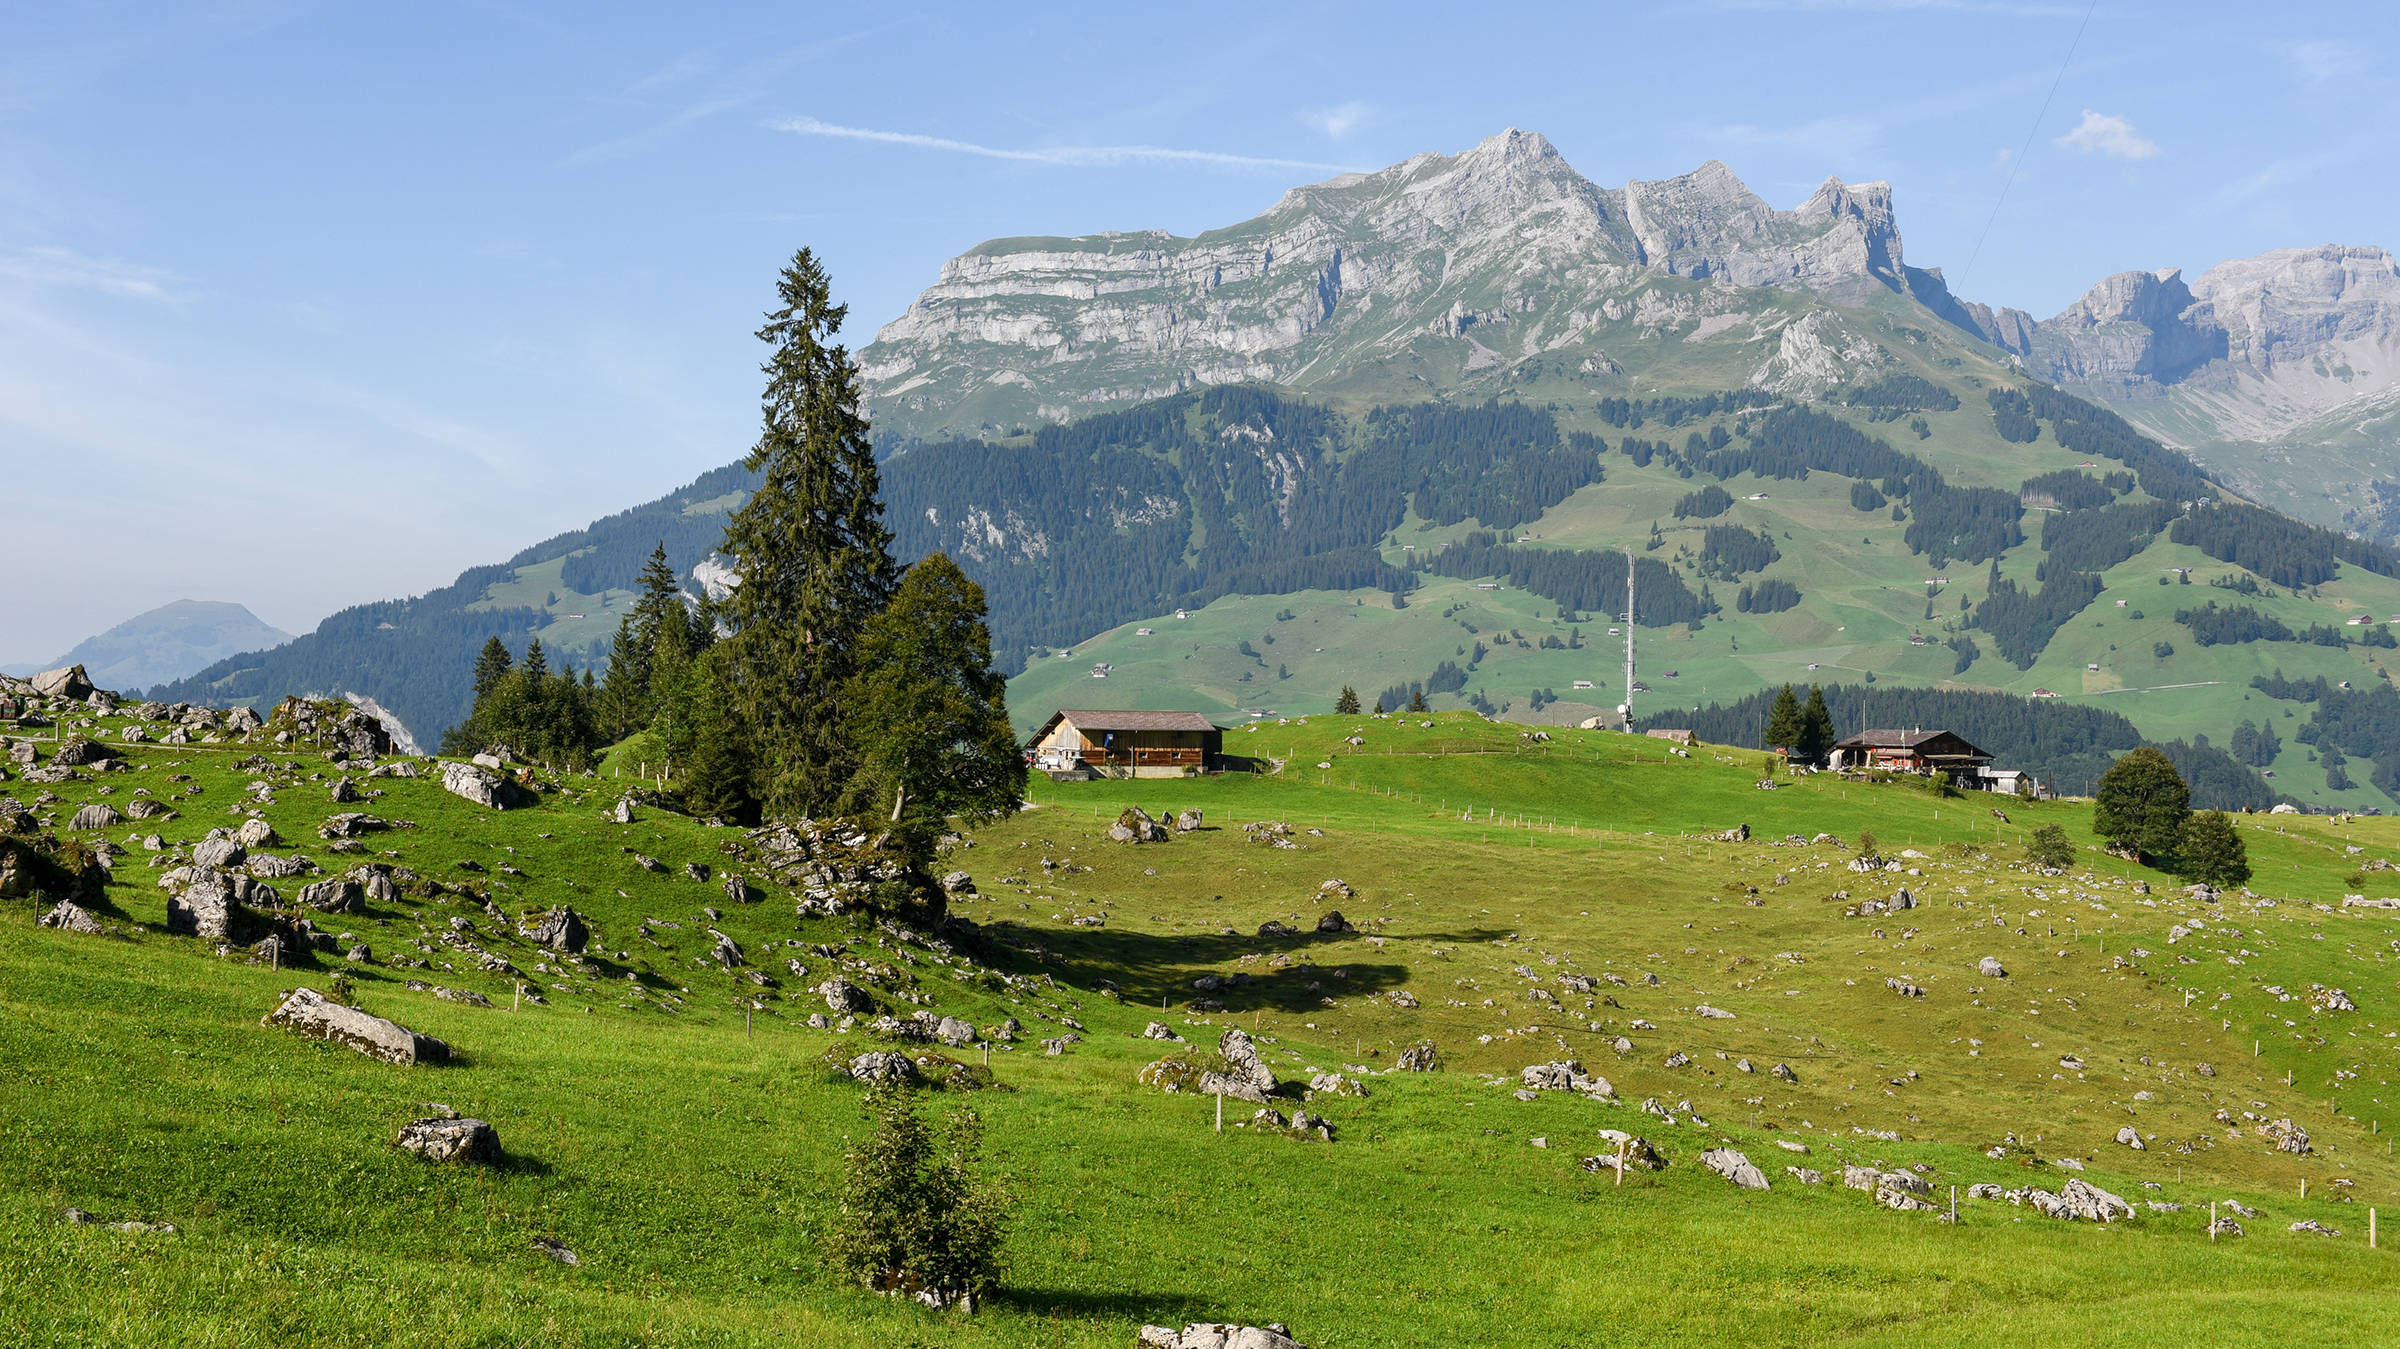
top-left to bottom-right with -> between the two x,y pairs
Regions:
8,703 -> 2400,1345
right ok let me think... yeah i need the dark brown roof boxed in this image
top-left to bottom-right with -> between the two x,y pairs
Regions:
1051,709 -> 1219,733
1836,729 -> 1949,749
1834,728 -> 1991,759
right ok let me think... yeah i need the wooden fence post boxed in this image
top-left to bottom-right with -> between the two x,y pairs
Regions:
1215,1089 -> 1223,1134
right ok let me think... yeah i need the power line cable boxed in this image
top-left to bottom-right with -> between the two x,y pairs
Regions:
1959,0 -> 2100,283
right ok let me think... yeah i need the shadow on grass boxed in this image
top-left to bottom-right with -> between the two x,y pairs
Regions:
985,922 -> 1507,1012
988,1284 -> 1216,1326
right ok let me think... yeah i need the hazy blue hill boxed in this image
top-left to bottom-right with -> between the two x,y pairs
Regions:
11,600 -> 292,692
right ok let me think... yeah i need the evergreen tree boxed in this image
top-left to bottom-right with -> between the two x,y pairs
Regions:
2177,811 -> 2250,887
1334,685 -> 1361,715
522,637 -> 549,682
662,646 -> 754,822
838,554 -> 1026,857
1796,686 -> 1835,765
1406,688 -> 1430,714
472,636 -> 513,699
718,248 -> 898,816
598,621 -> 647,742
2093,746 -> 2191,863
1763,683 -> 1803,753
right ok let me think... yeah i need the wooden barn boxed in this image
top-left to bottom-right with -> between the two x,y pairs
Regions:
1829,728 -> 1993,776
1027,709 -> 1223,778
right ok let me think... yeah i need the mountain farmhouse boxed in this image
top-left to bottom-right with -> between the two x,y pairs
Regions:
1029,709 -> 1223,778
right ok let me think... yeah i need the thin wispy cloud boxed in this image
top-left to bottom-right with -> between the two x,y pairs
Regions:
1701,114 -> 1882,162
2055,109 -> 2157,160
568,97 -> 745,165
2209,150 -> 2343,210
2283,39 -> 2367,86
775,116 -> 1356,172
0,244 -> 180,300
1300,101 -> 1376,140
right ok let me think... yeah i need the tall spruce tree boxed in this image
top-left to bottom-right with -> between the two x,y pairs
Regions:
472,636 -> 514,699
1763,683 -> 1803,753
839,553 -> 1025,856
1334,686 -> 1361,715
1796,686 -> 1836,765
718,248 -> 897,816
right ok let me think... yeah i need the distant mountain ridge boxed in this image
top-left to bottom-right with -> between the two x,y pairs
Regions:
11,600 -> 292,693
861,129 -> 1985,438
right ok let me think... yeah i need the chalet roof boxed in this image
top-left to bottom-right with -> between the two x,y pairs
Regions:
1048,709 -> 1219,733
1833,728 -> 1989,758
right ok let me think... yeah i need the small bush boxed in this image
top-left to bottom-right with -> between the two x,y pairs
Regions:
824,1082 -> 1010,1311
327,971 -> 358,1005
1855,830 -> 1878,856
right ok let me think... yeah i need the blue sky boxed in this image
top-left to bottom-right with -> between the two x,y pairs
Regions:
2,0 -> 2391,662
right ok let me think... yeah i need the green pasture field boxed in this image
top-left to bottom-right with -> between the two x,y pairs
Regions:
6,709 -> 2399,1345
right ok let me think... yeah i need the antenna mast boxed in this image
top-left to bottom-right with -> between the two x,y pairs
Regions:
1620,551 -> 1636,732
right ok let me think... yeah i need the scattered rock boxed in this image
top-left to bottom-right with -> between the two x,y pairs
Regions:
815,978 -> 872,1015
1108,807 -> 1171,844
2115,1125 -> 2145,1151
296,879 -> 366,914
37,899 -> 106,935
192,836 -> 247,870
1786,1167 -> 1825,1185
1396,1040 -> 1439,1072
848,1051 -> 921,1085
1700,1146 -> 1769,1190
533,1236 -> 580,1266
68,803 -> 122,831
441,761 -> 525,810
2259,1118 -> 2312,1155
2289,1219 -> 2340,1237
1199,1028 -> 1279,1103
262,987 -> 449,1065
395,1115 -> 500,1163
1143,1022 -> 1186,1042
2026,1177 -> 2133,1223
1977,956 -> 2007,979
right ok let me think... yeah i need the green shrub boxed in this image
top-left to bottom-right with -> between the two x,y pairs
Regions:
824,1082 -> 1009,1311
2025,823 -> 2075,871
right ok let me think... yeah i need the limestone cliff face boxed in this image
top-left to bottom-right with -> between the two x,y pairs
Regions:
860,129 -> 1912,437
2018,245 -> 2400,443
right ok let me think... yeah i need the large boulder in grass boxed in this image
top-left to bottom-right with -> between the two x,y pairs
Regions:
192,836 -> 247,870
38,900 -> 106,935
440,761 -> 527,810
1197,1027 -> 1278,1103
68,803 -> 122,831
166,878 -> 253,942
31,665 -> 95,700
262,987 -> 449,1065
395,1115 -> 500,1163
525,905 -> 589,954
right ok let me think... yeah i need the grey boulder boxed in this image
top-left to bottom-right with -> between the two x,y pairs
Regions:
396,1115 -> 501,1164
262,987 -> 449,1065
1700,1147 -> 1770,1190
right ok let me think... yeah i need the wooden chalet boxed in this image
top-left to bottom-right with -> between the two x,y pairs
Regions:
1028,709 -> 1223,778
1829,728 -> 1993,776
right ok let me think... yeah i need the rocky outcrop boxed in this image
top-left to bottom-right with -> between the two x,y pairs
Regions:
262,987 -> 449,1065
525,905 -> 589,954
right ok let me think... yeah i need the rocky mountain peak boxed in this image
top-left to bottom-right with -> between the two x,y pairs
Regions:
860,131 -> 1931,437
2051,267 -> 2197,332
